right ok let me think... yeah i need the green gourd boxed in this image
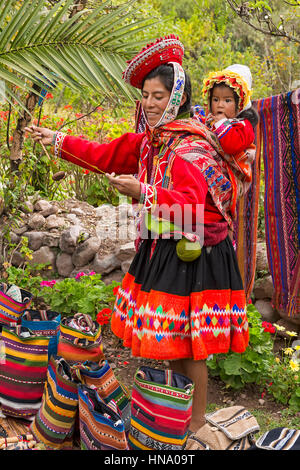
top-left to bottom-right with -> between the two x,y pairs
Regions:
176,238 -> 202,262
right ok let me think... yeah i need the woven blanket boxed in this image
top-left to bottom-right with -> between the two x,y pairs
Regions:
256,89 -> 300,317
233,101 -> 261,301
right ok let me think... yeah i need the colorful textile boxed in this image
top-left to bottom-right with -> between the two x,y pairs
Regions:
78,384 -> 128,450
57,314 -> 104,364
0,326 -> 50,420
256,89 -> 300,317
72,360 -> 131,432
233,104 -> 261,300
0,283 -> 32,327
122,34 -> 184,89
30,356 -> 79,450
21,309 -> 61,359
111,237 -> 248,361
128,366 -> 194,450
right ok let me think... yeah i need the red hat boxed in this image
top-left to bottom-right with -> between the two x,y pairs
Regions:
123,35 -> 184,89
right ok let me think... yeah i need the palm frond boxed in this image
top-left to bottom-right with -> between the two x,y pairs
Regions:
0,0 -> 157,111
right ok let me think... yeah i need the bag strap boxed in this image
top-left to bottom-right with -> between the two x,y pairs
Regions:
165,369 -> 173,386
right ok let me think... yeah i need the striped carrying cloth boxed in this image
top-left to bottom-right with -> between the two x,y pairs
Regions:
78,384 -> 128,450
30,356 -> 79,450
72,360 -> 131,432
256,89 -> 300,317
21,309 -> 61,359
0,284 -> 32,327
129,366 -> 194,450
0,325 -> 50,420
57,314 -> 104,364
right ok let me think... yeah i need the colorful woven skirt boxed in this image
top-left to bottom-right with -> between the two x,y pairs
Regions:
111,236 -> 249,361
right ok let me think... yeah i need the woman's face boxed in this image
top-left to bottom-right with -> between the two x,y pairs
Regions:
141,77 -> 171,127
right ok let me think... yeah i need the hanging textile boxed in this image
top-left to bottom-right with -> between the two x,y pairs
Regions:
233,101 -> 261,301
256,89 -> 300,317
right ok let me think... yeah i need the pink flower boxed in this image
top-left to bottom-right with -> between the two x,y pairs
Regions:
88,271 -> 96,276
75,272 -> 86,279
40,280 -> 57,288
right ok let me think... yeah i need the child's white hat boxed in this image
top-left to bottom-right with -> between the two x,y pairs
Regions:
225,64 -> 252,110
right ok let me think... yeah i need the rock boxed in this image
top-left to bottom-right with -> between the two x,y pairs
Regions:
28,246 -> 56,270
256,241 -> 269,273
121,259 -> 133,274
273,318 -> 300,338
93,252 -> 121,274
102,269 -> 124,285
254,299 -> 280,323
23,231 -> 45,251
43,232 -> 60,248
34,199 -> 53,212
14,224 -> 29,235
9,232 -> 21,244
258,399 -> 265,406
115,241 -> 136,261
253,275 -> 274,300
94,204 -> 116,218
59,225 -> 84,254
56,252 -> 74,277
21,201 -> 34,213
27,213 -> 45,230
11,251 -> 25,267
44,214 -> 66,230
41,204 -> 59,217
72,236 -> 101,267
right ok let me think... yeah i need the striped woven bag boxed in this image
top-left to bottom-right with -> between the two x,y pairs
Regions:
21,309 -> 61,359
71,360 -> 131,432
30,356 -> 79,450
78,384 -> 128,450
0,325 -> 50,420
0,283 -> 32,327
57,314 -> 104,364
129,366 -> 194,450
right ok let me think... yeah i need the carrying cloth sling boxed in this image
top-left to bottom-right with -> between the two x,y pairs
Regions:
0,283 -> 32,327
71,360 -> 131,432
129,366 -> 194,450
249,427 -> 300,450
57,314 -> 104,363
0,325 -> 50,420
30,355 -> 80,450
21,309 -> 61,359
185,406 -> 259,450
78,384 -> 128,450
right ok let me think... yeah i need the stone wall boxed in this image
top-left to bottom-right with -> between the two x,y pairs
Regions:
1,196 -> 299,333
3,197 -> 136,285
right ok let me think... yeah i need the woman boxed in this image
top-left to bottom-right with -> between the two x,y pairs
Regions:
26,35 -> 249,434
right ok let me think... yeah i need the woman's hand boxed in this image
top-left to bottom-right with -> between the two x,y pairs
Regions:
106,173 -> 141,200
24,126 -> 55,146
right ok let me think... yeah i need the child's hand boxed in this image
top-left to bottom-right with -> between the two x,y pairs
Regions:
105,173 -> 141,200
211,112 -> 227,122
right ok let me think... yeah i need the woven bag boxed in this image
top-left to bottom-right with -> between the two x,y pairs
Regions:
78,384 -> 128,450
185,406 -> 260,450
30,356 -> 79,450
129,366 -> 194,450
72,360 -> 131,432
57,314 -> 104,364
249,427 -> 300,451
0,325 -> 50,420
22,309 -> 61,359
0,283 -> 32,327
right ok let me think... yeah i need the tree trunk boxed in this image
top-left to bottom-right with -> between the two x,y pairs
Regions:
9,83 -> 41,173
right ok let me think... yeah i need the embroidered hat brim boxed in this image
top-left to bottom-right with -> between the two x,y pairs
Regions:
123,35 -> 184,89
202,70 -> 252,113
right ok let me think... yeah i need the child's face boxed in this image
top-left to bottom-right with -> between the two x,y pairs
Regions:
211,85 -> 237,119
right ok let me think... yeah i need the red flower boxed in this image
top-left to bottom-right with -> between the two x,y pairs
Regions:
262,321 -> 276,334
46,93 -> 53,100
64,104 -> 72,110
96,308 -> 112,325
